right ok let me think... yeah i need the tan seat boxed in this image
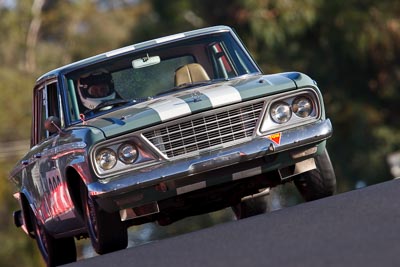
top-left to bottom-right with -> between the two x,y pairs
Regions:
174,63 -> 210,87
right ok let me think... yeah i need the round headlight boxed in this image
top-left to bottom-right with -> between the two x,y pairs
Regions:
270,102 -> 292,123
292,96 -> 313,118
118,143 -> 138,164
96,149 -> 117,170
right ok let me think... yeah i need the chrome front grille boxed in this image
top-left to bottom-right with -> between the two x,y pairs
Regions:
143,101 -> 264,158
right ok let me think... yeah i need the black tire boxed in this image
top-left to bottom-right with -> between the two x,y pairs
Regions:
232,196 -> 267,219
81,184 -> 128,255
30,208 -> 76,267
294,148 -> 336,201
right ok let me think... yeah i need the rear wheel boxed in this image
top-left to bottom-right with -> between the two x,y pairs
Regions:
30,208 -> 76,267
294,148 -> 336,201
81,184 -> 128,255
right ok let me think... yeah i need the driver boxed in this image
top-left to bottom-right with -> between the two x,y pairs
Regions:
77,71 -> 116,110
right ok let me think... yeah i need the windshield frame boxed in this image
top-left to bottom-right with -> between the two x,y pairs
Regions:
62,29 -> 261,125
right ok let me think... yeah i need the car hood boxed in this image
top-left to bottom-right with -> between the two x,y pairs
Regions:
79,72 -> 311,138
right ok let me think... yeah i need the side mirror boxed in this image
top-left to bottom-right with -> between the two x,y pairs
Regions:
44,116 -> 62,134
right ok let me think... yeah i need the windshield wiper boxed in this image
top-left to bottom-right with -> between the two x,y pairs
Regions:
156,80 -> 214,96
84,96 -> 153,115
84,99 -> 133,115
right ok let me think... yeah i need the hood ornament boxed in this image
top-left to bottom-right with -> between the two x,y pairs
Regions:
191,90 -> 202,103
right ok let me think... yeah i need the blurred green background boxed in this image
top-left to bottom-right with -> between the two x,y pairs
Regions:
1,0 -> 400,266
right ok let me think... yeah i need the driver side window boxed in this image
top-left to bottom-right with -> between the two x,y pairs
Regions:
33,81 -> 61,144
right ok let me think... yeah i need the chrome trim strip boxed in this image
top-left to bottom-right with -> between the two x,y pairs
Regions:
156,33 -> 186,43
232,166 -> 262,181
176,181 -> 206,195
106,45 -> 135,57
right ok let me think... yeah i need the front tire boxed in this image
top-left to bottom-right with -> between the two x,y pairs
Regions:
81,184 -> 128,255
30,208 -> 76,267
294,148 -> 336,201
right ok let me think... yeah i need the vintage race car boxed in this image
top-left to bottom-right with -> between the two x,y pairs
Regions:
9,25 -> 335,266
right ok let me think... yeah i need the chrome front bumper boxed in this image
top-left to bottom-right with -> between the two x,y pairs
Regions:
88,119 -> 332,211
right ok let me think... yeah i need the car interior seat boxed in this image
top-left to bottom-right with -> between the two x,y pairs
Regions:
174,63 -> 210,87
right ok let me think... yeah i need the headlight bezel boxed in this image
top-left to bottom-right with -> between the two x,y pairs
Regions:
91,136 -> 157,178
259,90 -> 320,134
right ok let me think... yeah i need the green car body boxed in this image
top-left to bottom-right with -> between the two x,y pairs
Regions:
9,25 -> 335,266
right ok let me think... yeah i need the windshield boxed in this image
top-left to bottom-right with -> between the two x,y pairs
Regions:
65,31 -> 259,122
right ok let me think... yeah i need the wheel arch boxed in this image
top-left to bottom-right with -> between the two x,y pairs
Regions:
19,192 -> 35,238
65,167 -> 85,219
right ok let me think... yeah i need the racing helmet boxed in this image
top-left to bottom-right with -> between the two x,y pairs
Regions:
77,71 -> 116,110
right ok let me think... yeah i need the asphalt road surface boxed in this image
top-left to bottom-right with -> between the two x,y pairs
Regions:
67,179 -> 400,267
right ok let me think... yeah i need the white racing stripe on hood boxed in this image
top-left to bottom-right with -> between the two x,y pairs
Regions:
201,85 -> 242,107
149,97 -> 191,121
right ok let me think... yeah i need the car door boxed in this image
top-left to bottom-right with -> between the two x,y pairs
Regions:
30,79 -> 73,229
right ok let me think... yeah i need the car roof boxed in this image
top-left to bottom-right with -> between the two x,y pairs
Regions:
36,25 -> 234,83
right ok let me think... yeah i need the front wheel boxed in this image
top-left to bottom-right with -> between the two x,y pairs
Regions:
30,208 -> 76,267
294,148 -> 336,201
81,184 -> 128,255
